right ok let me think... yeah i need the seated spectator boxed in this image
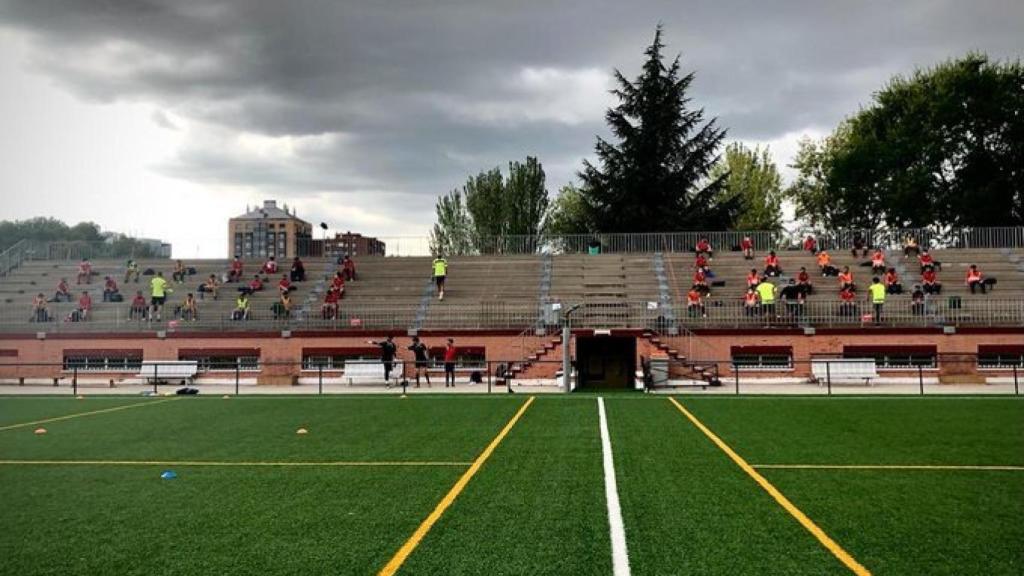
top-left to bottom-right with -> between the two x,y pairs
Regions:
743,287 -> 759,316
290,257 -> 306,282
740,235 -> 754,260
262,256 -> 278,275
74,291 -> 92,321
911,284 -> 926,315
199,274 -> 219,301
966,264 -> 991,294
918,250 -> 940,273
232,293 -> 251,321
76,258 -> 93,285
54,278 -> 72,303
124,259 -> 140,284
796,266 -> 813,296
341,255 -> 357,281
172,260 -> 187,284
240,274 -> 264,296
922,268 -> 942,294
321,286 -> 340,319
228,257 -> 244,283
838,266 -> 855,292
780,278 -> 805,317
903,236 -> 920,258
746,268 -> 760,290
102,276 -> 120,302
884,268 -> 903,294
129,291 -> 148,320
695,237 -> 713,259
817,250 -> 838,277
838,286 -> 857,316
686,286 -> 706,318
693,267 -> 710,296
802,234 -> 817,254
30,293 -> 50,322
763,251 -> 782,277
851,232 -> 868,258
179,293 -> 199,321
331,271 -> 346,297
870,250 -> 886,275
278,274 -> 296,295
694,253 -> 709,271
273,292 -> 293,320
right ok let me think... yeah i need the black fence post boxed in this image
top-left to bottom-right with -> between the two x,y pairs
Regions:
235,363 -> 240,396
73,366 -> 78,396
1014,365 -> 1019,396
918,364 -> 924,396
318,364 -> 323,396
487,361 -> 492,394
826,361 -> 832,396
734,363 -> 740,395
153,363 -> 159,394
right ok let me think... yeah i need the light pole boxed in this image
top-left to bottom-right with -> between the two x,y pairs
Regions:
562,304 -> 581,393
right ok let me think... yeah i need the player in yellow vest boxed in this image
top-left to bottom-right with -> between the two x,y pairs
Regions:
432,256 -> 448,300
149,271 -> 172,322
868,277 -> 886,324
755,278 -> 776,319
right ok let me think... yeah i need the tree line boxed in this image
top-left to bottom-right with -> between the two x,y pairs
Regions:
431,27 -> 1022,254
0,217 -> 162,258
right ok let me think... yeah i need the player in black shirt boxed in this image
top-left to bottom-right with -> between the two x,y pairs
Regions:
368,335 -> 398,385
408,336 -> 431,387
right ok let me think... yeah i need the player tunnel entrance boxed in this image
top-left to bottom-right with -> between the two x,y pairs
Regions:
576,336 -> 636,389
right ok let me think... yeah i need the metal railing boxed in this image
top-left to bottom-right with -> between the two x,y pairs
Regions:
4,297 -> 1024,333
0,239 -> 30,278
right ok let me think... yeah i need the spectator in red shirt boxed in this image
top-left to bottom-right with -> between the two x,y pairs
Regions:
129,290 -> 148,320
839,286 -> 857,317
694,253 -> 708,271
240,274 -> 263,296
741,235 -> 754,260
76,259 -> 92,285
966,265 -> 988,294
102,276 -> 120,302
290,257 -> 306,282
870,250 -> 886,275
228,257 -> 244,283
262,256 -> 278,275
763,251 -> 781,277
278,275 -> 296,295
885,268 -> 903,294
746,268 -> 760,290
331,271 -> 346,297
693,267 -> 710,295
922,268 -> 942,294
54,278 -> 71,303
695,237 -> 713,259
797,266 -> 813,296
802,235 -> 817,254
443,338 -> 458,388
322,286 -> 340,319
75,291 -> 92,321
686,285 -> 706,318
918,250 -> 940,273
341,255 -> 357,282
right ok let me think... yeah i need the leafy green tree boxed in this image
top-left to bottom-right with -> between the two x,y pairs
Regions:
787,54 -> 1024,230
429,190 -> 474,256
579,26 -> 738,233
710,143 -> 783,231
545,184 -> 590,235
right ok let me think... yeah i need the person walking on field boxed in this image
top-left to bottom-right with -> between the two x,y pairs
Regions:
432,256 -> 448,300
408,336 -> 431,387
368,335 -> 398,386
443,338 -> 458,388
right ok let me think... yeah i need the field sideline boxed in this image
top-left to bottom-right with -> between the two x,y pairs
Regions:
1,394 -> 1021,575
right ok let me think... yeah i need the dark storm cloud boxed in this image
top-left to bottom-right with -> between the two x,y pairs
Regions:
2,0 -> 1021,211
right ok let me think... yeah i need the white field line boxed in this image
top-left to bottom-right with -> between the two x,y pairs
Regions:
597,397 -> 631,576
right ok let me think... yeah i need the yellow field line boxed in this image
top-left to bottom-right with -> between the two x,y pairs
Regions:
753,464 -> 1024,472
377,396 -> 536,576
0,398 -> 180,432
667,397 -> 871,576
0,459 -> 470,467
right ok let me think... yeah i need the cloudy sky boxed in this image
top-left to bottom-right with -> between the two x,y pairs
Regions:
1,0 -> 1021,257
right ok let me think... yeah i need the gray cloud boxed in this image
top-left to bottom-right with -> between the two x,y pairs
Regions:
1,0 -> 1022,215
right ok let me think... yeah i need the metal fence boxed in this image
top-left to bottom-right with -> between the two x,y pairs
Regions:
5,297 -> 1024,333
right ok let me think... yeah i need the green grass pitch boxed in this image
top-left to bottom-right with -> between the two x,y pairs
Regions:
0,395 -> 1021,575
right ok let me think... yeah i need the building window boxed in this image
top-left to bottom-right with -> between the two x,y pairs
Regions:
843,346 -> 937,370
978,346 -> 1024,369
301,348 -> 380,371
179,349 -> 260,372
730,346 -> 793,370
63,351 -> 143,372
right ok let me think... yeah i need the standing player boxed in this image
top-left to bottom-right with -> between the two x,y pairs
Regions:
408,336 -> 431,387
149,271 -> 171,322
368,335 -> 398,386
443,338 -> 457,388
432,256 -> 448,300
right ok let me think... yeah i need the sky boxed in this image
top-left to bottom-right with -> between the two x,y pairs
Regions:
0,0 -> 1021,257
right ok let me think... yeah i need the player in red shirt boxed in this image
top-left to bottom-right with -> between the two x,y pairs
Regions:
741,236 -> 754,260
228,257 -> 244,282
262,256 -> 278,275
695,237 -> 713,259
884,268 -> 903,294
341,255 -> 357,282
871,250 -> 886,275
763,251 -> 781,277
321,286 -> 340,319
797,266 -> 813,296
278,275 -> 295,295
802,235 -> 817,254
443,338 -> 458,388
966,265 -> 986,294
922,268 -> 942,294
686,286 -> 706,318
746,268 -> 760,290
76,259 -> 92,285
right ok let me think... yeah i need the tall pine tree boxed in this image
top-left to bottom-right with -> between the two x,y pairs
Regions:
580,26 -> 738,233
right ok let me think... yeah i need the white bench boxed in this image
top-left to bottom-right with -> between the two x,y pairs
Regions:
137,361 -> 199,384
811,359 -> 877,386
343,360 -> 403,386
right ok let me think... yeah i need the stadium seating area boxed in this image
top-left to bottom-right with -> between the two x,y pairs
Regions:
0,244 -> 1022,331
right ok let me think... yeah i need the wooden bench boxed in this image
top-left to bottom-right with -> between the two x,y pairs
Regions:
137,361 -> 198,385
343,360 -> 403,386
811,359 -> 877,386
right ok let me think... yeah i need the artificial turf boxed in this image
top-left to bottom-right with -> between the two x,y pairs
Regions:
0,394 -> 1021,575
